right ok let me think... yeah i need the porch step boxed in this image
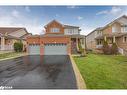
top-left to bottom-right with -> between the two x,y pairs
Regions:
118,47 -> 127,56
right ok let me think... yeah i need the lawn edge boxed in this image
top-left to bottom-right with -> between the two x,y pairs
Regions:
0,53 -> 27,61
69,55 -> 86,89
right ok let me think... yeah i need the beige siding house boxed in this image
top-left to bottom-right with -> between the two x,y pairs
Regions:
0,27 -> 32,51
86,15 -> 127,55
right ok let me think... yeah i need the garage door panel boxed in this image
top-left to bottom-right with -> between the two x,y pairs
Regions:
29,44 -> 40,55
44,43 -> 67,55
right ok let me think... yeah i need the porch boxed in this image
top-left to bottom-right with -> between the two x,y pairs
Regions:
0,37 -> 14,51
70,35 -> 85,54
95,37 -> 115,49
95,32 -> 127,55
95,32 -> 125,49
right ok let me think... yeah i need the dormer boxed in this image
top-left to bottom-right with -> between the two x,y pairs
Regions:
44,20 -> 64,34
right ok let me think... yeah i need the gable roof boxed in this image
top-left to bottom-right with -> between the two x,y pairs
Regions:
20,33 -> 32,39
87,27 -> 103,36
87,15 -> 127,37
101,15 -> 127,30
44,19 -> 79,28
44,20 -> 63,28
0,27 -> 28,35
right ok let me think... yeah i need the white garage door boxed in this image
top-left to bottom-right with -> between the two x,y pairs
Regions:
44,43 -> 67,55
29,44 -> 40,55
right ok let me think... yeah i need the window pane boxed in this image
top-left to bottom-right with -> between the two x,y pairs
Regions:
51,28 -> 60,32
125,27 -> 127,32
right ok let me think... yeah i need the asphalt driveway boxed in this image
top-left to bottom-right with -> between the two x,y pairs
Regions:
0,55 -> 77,89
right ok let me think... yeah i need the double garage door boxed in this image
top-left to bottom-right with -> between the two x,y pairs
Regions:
29,43 -> 67,55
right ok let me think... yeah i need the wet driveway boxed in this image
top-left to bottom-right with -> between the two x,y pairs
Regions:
0,55 -> 77,89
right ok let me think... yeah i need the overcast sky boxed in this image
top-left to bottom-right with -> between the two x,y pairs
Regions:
0,6 -> 127,35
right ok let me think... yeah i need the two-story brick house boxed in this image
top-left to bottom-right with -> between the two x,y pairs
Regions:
27,20 -> 85,55
86,15 -> 127,55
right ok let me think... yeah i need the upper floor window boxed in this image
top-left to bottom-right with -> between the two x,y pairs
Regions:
112,26 -> 116,32
121,26 -> 127,32
97,31 -> 102,35
64,28 -> 79,35
51,28 -> 60,33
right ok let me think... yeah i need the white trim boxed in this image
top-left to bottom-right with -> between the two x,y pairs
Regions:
0,45 -> 14,51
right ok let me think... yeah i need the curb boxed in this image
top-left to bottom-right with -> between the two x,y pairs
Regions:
69,55 -> 86,89
0,53 -> 27,62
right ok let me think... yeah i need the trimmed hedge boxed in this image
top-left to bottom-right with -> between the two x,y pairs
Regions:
102,41 -> 110,54
102,40 -> 118,55
111,43 -> 118,54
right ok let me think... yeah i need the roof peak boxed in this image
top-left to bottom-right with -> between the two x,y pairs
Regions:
44,19 -> 63,28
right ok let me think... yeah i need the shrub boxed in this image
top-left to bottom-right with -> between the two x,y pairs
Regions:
14,41 -> 23,52
111,43 -> 118,54
102,40 -> 110,54
78,41 -> 82,53
78,40 -> 86,56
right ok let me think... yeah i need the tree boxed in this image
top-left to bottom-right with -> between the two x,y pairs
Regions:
14,41 -> 23,52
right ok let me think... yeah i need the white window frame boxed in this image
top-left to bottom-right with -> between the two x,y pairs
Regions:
122,26 -> 127,32
97,39 -> 102,45
51,28 -> 60,33
112,26 -> 116,33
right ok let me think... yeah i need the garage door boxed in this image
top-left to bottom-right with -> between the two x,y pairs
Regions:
44,43 -> 67,55
29,44 -> 40,55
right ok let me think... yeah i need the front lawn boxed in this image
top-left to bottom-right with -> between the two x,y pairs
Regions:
0,52 -> 26,60
73,54 -> 127,89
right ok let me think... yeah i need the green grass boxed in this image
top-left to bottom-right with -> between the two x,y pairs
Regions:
0,52 -> 25,60
73,53 -> 127,89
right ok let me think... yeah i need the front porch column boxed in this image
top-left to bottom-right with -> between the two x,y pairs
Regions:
113,36 -> 116,43
104,36 -> 107,41
1,37 -> 5,50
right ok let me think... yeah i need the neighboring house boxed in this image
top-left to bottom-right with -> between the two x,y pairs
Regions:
86,15 -> 127,55
0,27 -> 32,51
27,20 -> 85,55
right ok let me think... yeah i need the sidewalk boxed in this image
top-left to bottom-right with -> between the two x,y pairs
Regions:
69,55 -> 86,89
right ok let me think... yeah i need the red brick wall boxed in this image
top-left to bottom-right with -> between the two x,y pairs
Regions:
103,26 -> 112,34
40,36 -> 70,44
103,22 -> 121,34
45,21 -> 64,34
27,36 -> 40,44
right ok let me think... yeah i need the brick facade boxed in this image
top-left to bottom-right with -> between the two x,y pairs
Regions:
27,20 -> 71,55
